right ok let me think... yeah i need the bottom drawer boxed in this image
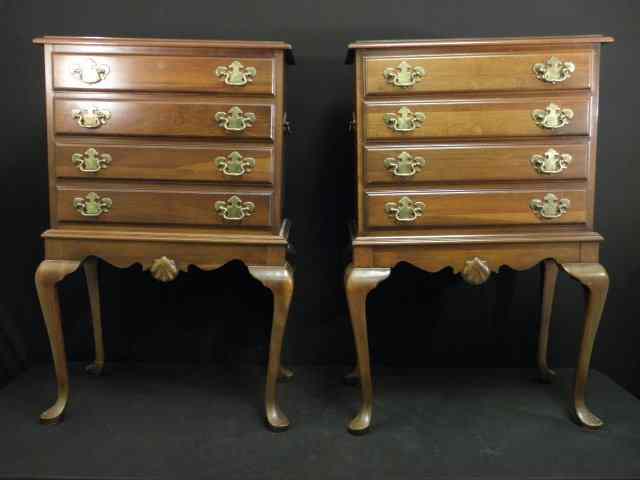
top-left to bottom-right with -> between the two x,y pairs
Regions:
365,188 -> 586,229
57,186 -> 272,227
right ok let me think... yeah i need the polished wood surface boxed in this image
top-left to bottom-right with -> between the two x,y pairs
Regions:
364,96 -> 590,140
53,53 -> 276,94
346,35 -> 612,434
364,50 -> 593,95
55,99 -> 274,140
57,186 -> 273,228
365,188 -> 587,228
34,36 -> 294,430
55,143 -> 275,184
364,143 -> 589,184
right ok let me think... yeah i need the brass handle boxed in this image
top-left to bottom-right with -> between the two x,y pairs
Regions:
72,106 -> 111,129
215,60 -> 257,86
383,107 -> 426,132
214,106 -> 256,132
531,103 -> 574,129
73,192 -> 112,217
530,148 -> 572,175
384,151 -> 426,177
215,151 -> 256,177
383,61 -> 426,88
384,196 -> 425,222
214,195 -> 255,221
71,58 -> 110,84
72,148 -> 112,173
533,57 -> 575,84
529,193 -> 571,219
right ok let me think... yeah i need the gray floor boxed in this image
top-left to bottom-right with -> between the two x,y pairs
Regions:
0,364 -> 639,479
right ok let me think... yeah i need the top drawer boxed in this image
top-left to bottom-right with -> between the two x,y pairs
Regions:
52,53 -> 275,95
364,50 -> 593,95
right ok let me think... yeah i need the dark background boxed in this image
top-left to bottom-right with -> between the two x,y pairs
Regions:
0,0 -> 638,397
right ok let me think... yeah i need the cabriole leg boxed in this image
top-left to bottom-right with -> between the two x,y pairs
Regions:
538,259 -> 559,383
83,257 -> 105,375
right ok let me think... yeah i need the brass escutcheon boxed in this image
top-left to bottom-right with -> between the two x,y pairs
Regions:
533,57 -> 576,84
215,151 -> 256,177
383,60 -> 426,88
73,192 -> 112,217
215,60 -> 257,86
531,103 -> 574,129
72,147 -> 112,173
384,196 -> 425,222
214,195 -> 255,221
530,193 -> 571,219
214,106 -> 256,132
383,107 -> 426,132
71,58 -> 110,84
530,148 -> 572,175
384,151 -> 427,177
72,106 -> 111,129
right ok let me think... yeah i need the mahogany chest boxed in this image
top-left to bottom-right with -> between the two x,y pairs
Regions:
33,36 -> 295,430
344,35 -> 613,434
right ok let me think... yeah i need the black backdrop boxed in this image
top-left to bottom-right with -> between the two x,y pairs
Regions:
0,0 -> 638,396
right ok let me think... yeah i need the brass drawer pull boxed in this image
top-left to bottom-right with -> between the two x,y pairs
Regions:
72,106 -> 111,129
149,256 -> 179,282
384,151 -> 426,177
383,61 -> 426,88
530,148 -> 572,175
384,196 -> 425,222
531,103 -> 574,129
72,147 -> 112,173
214,106 -> 256,132
533,57 -> 576,84
214,195 -> 255,221
530,193 -> 571,219
383,107 -> 425,132
73,192 -> 112,217
215,151 -> 256,177
215,60 -> 257,86
71,58 -> 110,84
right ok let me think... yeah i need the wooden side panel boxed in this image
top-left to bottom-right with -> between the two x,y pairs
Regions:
54,99 -> 274,140
53,53 -> 275,95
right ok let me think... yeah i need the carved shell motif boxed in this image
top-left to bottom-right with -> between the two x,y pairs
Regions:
149,256 -> 179,282
461,257 -> 491,286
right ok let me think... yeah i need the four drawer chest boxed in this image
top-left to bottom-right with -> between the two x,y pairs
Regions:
33,36 -> 295,430
345,35 -> 613,434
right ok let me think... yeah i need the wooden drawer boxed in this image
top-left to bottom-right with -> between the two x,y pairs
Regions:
365,188 -> 587,229
52,53 -> 275,95
364,50 -> 593,95
364,96 -> 590,140
57,186 -> 272,228
364,143 -> 589,184
54,99 -> 273,140
55,143 -> 274,184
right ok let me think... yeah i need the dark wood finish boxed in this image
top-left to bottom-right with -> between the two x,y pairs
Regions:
346,35 -> 612,434
34,36 -> 294,430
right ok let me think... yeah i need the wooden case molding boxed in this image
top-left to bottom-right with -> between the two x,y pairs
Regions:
33,36 -> 295,431
345,35 -> 613,435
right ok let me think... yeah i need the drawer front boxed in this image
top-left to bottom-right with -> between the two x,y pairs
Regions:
55,143 -> 274,184
53,53 -> 275,95
57,187 -> 272,227
365,189 -> 586,229
54,99 -> 273,140
364,50 -> 592,95
364,143 -> 588,184
364,97 -> 590,140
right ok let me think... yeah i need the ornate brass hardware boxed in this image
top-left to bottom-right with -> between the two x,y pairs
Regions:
531,103 -> 574,129
215,151 -> 256,177
214,195 -> 255,221
71,58 -> 110,84
384,151 -> 427,177
533,57 -> 576,84
383,61 -> 426,88
530,148 -> 572,175
529,193 -> 571,219
214,60 -> 257,86
384,196 -> 425,222
214,106 -> 256,132
72,106 -> 111,129
383,107 -> 426,132
462,257 -> 491,285
149,256 -> 179,282
73,192 -> 112,217
71,147 -> 112,173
